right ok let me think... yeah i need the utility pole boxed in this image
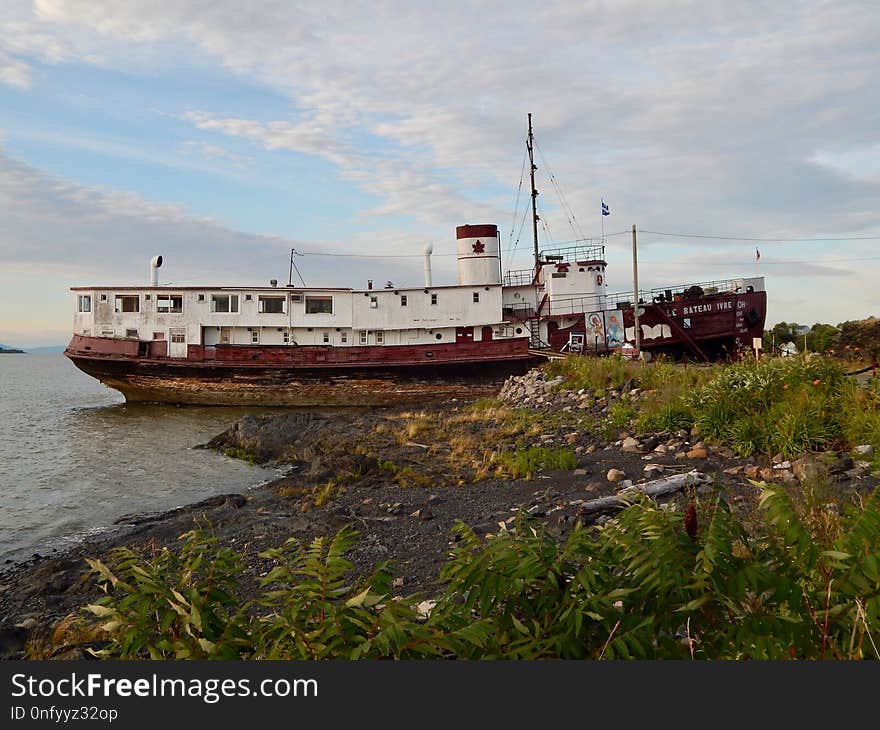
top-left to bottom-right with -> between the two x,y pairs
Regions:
527,113 -> 540,272
632,224 -> 641,354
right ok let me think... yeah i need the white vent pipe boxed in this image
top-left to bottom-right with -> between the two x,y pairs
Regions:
423,243 -> 433,287
150,255 -> 163,286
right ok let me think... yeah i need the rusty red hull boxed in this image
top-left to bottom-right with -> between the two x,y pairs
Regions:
65,335 -> 540,406
548,290 -> 767,361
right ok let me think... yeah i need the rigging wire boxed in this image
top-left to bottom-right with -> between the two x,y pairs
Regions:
506,205 -> 533,276
536,198 -> 554,248
534,138 -> 588,242
509,145 -> 528,251
506,143 -> 530,275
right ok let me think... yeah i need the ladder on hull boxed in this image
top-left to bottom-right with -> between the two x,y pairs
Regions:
527,318 -> 546,349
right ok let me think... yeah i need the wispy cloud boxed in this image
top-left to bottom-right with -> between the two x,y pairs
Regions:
181,139 -> 253,167
0,0 -> 878,327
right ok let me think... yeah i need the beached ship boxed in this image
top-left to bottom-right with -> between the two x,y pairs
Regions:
65,120 -> 766,405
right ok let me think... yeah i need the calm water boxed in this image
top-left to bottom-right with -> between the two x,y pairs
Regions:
0,353 -> 282,563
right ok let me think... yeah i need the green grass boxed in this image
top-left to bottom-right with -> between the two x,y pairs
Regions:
496,446 -> 577,479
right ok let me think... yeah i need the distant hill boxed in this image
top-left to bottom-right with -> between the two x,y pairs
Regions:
0,343 -> 66,353
26,345 -> 66,354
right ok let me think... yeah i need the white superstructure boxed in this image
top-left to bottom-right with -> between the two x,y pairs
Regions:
71,223 -> 611,358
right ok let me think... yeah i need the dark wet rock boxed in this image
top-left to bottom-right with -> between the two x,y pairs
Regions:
115,493 -> 248,526
206,412 -> 336,463
0,625 -> 28,659
829,455 -> 854,475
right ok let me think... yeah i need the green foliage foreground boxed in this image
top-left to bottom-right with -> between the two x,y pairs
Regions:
83,484 -> 880,660
550,353 -> 880,459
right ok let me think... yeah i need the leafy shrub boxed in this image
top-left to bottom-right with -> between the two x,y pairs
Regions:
85,525 -> 250,659
79,484 -> 880,661
687,354 -> 867,457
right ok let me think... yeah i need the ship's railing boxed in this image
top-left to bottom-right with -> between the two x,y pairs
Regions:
546,294 -> 606,316
502,242 -> 606,287
540,241 -> 605,263
607,277 -> 762,308
502,269 -> 536,287
546,277 -> 764,316
502,302 -> 536,318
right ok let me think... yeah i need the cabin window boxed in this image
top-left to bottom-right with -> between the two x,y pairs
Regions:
153,332 -> 164,340
156,294 -> 183,313
101,329 -> 114,337
77,295 -> 91,313
341,332 -> 348,343
125,329 -> 138,338
211,294 -> 239,313
551,272 -> 567,278
370,296 -> 378,308
283,330 -> 290,344
170,331 -> 186,344
400,295 -> 407,306
430,293 -> 438,305
290,293 -> 303,303
322,332 -> 330,343
198,294 -> 205,301
251,330 -> 260,344
375,331 -> 385,345
258,296 -> 285,314
305,296 -> 333,314
245,294 -> 252,301
359,331 -> 367,345
473,292 -> 480,303
114,295 -> 140,313
100,294 -> 107,302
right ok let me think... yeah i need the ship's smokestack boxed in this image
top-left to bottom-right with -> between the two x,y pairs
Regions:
423,243 -> 433,287
150,255 -> 163,286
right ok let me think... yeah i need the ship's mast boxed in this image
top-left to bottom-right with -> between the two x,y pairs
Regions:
527,113 -> 540,272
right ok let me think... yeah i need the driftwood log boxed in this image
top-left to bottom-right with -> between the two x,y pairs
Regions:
579,470 -> 711,516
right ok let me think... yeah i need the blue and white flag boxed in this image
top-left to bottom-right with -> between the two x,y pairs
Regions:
601,199 -> 610,216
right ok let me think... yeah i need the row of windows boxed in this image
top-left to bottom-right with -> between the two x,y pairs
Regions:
106,327 -> 453,345
78,293 -> 334,314
373,292 -> 475,307
79,290 -> 480,315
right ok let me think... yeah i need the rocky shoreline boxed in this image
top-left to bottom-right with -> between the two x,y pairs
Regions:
1,367 -> 876,659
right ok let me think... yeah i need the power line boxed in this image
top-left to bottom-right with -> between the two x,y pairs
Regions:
295,230 -> 631,260
639,255 -> 880,265
638,229 -> 880,243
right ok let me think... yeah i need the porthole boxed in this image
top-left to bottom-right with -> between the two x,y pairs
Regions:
435,333 -> 442,340
515,327 -> 523,334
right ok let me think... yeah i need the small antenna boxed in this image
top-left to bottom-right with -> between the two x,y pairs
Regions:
288,248 -> 306,287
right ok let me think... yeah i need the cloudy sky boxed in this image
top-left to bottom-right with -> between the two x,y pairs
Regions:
1,1 -> 879,347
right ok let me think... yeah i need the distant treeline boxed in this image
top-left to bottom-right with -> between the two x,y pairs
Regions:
763,316 -> 879,360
